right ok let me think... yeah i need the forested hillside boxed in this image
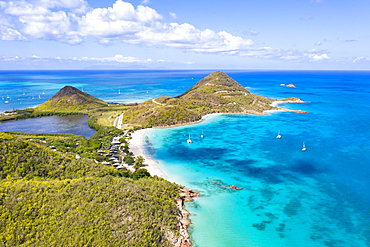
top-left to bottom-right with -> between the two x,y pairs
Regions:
0,132 -> 183,247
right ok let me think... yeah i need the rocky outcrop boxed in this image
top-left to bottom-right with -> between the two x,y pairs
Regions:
174,188 -> 200,247
286,84 -> 296,88
280,83 -> 296,88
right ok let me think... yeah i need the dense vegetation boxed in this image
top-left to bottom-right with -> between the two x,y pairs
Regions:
0,131 -> 183,246
121,71 -> 278,127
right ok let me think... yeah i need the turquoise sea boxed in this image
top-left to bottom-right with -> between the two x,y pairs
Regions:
1,70 -> 370,246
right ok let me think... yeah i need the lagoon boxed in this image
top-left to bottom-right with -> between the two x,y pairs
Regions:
0,115 -> 96,138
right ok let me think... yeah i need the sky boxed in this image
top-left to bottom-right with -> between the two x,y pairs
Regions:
0,0 -> 369,70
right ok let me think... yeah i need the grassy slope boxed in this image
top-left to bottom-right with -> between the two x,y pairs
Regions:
35,86 -> 108,113
122,71 -> 277,127
0,132 -> 182,246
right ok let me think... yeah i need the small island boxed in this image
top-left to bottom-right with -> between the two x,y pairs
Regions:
0,71 -> 306,247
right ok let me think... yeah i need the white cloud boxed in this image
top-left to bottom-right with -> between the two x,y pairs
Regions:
246,29 -> 259,36
140,0 -> 150,5
170,12 -> 177,20
1,0 -> 254,53
0,54 -> 171,64
308,53 -> 329,61
0,0 -> 83,44
0,25 -> 27,40
0,0 -> 335,64
351,56 -> 370,63
3,1 -> 49,16
314,41 -> 321,46
77,1 -> 162,40
37,0 -> 90,14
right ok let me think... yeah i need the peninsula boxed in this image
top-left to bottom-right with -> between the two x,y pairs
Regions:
121,71 -> 304,128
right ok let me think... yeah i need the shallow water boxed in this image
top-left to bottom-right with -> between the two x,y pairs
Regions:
143,71 -> 370,247
2,70 -> 370,246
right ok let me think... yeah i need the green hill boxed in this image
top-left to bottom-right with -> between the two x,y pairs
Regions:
0,132 -> 182,246
122,71 -> 277,127
36,86 -> 108,112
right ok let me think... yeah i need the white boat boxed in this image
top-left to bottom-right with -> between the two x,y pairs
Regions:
187,133 -> 192,143
276,130 -> 282,139
200,130 -> 204,138
118,89 -> 121,94
302,142 -> 307,152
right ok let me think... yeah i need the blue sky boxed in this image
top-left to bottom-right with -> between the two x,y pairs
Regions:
0,0 -> 369,70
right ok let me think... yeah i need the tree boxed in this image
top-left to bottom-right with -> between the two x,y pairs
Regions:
123,155 -> 134,165
133,156 -> 145,170
132,168 -> 151,179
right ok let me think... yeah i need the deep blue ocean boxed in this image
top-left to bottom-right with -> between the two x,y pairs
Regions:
1,70 -> 370,247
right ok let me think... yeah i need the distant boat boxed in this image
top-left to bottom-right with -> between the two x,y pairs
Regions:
187,133 -> 192,143
302,142 -> 307,152
200,130 -> 204,138
276,130 -> 281,139
4,101 -> 9,104
118,89 -> 121,94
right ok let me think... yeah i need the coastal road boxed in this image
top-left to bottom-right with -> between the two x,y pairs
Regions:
113,113 -> 124,129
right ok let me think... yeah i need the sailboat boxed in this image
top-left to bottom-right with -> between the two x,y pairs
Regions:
276,130 -> 281,139
118,89 -> 121,94
302,142 -> 307,152
187,133 -> 192,143
200,130 -> 204,138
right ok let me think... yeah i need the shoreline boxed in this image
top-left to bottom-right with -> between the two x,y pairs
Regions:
128,99 -> 307,247
129,129 -> 167,178
129,128 -> 195,247
128,98 -> 307,176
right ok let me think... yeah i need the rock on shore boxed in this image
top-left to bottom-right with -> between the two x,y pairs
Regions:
174,188 -> 200,247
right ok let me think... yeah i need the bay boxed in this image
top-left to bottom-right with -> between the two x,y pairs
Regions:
1,70 -> 370,246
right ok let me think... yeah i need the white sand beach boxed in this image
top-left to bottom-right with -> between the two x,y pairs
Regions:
129,129 -> 167,178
